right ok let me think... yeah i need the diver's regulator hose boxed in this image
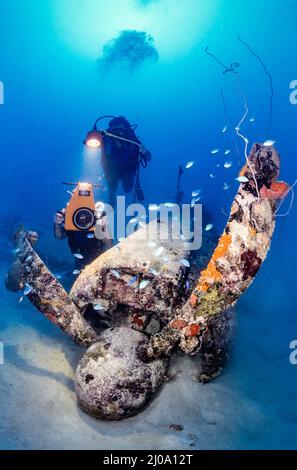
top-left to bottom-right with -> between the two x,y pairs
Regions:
100,129 -> 142,148
100,129 -> 148,168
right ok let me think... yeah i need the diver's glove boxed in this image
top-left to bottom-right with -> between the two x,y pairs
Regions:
54,209 -> 65,225
54,209 -> 67,240
139,146 -> 151,162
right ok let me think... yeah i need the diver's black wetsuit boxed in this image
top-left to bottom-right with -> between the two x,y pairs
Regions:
67,232 -> 105,268
101,117 -> 151,206
53,209 -> 110,269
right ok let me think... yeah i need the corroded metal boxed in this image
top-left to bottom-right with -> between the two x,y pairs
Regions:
5,142 -> 284,416
6,231 -> 98,347
75,327 -> 169,420
70,219 -> 199,330
145,144 -> 283,381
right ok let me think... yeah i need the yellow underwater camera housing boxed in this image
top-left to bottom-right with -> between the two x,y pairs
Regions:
64,182 -> 96,232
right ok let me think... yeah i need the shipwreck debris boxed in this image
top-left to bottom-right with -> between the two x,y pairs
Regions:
5,143 -> 285,417
6,231 -> 98,347
75,327 -> 168,420
145,143 -> 285,382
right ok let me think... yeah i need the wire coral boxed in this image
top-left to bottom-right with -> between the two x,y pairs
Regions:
237,34 -> 274,138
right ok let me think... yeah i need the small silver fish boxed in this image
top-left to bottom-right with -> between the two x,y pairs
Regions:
192,189 -> 201,197
249,117 -> 255,123
236,176 -> 249,183
87,233 -> 95,239
149,268 -> 159,276
25,255 -> 32,262
111,269 -> 121,279
139,279 -> 150,290
19,296 -> 24,303
93,304 -> 104,311
72,269 -> 80,275
149,204 -> 159,211
211,149 -> 219,154
224,161 -> 232,169
210,173 -> 215,179
164,202 -> 176,208
54,274 -> 62,279
222,126 -> 227,133
74,253 -> 84,259
180,259 -> 190,268
155,247 -> 164,257
205,224 -> 213,231
128,275 -> 138,286
128,218 -> 139,224
224,149 -> 231,155
23,283 -> 33,296
263,140 -> 276,147
223,183 -> 230,190
185,161 -> 195,169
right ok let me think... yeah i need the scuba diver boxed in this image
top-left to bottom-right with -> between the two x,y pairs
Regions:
85,116 -> 151,206
102,116 -> 151,205
54,202 -> 112,269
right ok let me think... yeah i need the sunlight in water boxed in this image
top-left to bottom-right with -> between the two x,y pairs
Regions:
50,0 -> 220,61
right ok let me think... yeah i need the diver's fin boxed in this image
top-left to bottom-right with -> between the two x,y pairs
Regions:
175,164 -> 184,204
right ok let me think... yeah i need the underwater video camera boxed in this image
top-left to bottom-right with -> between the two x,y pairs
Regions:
64,182 -> 101,232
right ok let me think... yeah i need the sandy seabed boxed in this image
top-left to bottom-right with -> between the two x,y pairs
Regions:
0,263 -> 296,450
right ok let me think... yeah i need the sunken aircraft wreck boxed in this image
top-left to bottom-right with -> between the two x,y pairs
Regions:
6,143 -> 288,420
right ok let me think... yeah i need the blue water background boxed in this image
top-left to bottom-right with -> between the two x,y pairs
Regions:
0,0 -> 297,449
